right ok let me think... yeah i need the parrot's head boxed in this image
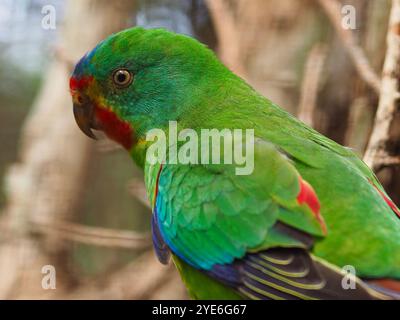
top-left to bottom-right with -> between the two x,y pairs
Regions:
70,27 -> 229,162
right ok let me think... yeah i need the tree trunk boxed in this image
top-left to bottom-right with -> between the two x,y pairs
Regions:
0,0 -> 136,299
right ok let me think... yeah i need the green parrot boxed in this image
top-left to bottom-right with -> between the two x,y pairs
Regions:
70,27 -> 400,300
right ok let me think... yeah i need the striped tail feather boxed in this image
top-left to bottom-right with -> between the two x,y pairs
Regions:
365,280 -> 400,299
209,248 -> 395,300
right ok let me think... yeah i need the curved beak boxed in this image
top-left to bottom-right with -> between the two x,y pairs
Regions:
73,101 -> 97,140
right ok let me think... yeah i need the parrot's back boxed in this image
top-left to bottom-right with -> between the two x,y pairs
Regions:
145,76 -> 400,299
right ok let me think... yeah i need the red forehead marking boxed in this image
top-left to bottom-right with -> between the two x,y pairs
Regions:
69,76 -> 94,92
95,106 -> 135,150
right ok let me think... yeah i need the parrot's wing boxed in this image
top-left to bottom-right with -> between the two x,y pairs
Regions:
267,113 -> 400,218
153,139 -> 325,268
150,139 -> 389,299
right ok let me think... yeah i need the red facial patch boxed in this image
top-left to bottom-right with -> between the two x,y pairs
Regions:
95,106 -> 135,150
370,180 -> 400,218
69,76 -> 134,150
69,76 -> 93,92
297,176 -> 327,234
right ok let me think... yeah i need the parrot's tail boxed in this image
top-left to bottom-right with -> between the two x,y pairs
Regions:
209,248 -> 396,300
365,280 -> 400,299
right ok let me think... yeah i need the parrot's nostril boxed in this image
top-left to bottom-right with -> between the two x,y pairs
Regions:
77,95 -> 84,104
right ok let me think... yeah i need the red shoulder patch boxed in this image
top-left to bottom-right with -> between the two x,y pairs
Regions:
369,279 -> 400,293
297,176 -> 327,235
370,180 -> 400,219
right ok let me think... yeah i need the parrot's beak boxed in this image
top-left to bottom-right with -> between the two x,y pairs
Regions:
73,100 -> 98,140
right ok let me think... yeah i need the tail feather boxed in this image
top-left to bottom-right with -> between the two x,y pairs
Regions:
209,248 -> 395,300
366,280 -> 400,299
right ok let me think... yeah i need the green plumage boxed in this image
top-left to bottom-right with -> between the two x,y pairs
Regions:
71,27 -> 400,299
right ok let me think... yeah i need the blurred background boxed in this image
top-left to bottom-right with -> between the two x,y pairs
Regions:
0,0 -> 398,299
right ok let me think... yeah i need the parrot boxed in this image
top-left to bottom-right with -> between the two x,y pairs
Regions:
69,27 -> 400,300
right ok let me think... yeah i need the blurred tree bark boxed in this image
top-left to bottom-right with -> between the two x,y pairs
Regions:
364,0 -> 400,170
206,0 -> 323,114
0,0 -> 136,299
364,0 -> 400,204
346,1 -> 390,155
64,251 -> 186,300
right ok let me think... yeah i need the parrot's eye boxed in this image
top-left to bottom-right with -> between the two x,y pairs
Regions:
112,69 -> 133,88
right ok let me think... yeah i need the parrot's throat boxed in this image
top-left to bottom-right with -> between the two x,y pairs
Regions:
95,106 -> 135,150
